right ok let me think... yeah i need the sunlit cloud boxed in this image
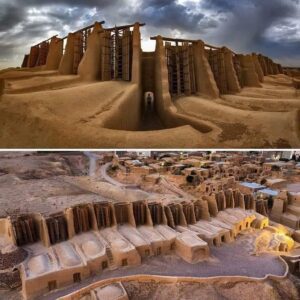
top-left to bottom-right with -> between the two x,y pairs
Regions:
0,0 -> 299,68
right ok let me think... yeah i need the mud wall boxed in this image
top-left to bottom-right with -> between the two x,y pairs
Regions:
21,54 -> 29,68
100,84 -> 142,131
252,54 -> 264,83
97,24 -> 142,131
223,48 -> 241,93
27,46 -> 39,68
36,42 -> 49,66
238,54 -> 261,87
153,36 -> 216,134
258,55 -> 268,76
0,218 -> 15,244
193,41 -> 219,98
78,22 -> 103,81
45,37 -> 63,70
59,33 -> 76,75
207,49 -> 228,94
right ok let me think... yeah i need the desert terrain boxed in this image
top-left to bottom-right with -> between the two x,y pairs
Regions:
0,152 -> 300,299
0,68 -> 299,148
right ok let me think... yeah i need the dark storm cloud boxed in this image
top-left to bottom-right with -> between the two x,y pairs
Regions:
0,0 -> 116,67
202,0 -> 300,65
0,0 -> 299,68
0,3 -> 24,31
0,0 -> 118,32
120,0 -> 205,32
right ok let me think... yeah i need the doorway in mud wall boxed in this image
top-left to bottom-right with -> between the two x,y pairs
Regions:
140,91 -> 164,131
144,91 -> 154,113
140,52 -> 164,131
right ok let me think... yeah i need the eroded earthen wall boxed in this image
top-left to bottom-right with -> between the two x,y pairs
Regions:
36,41 -> 50,66
78,22 -> 103,81
59,33 -> 77,75
193,41 -> 219,98
223,47 -> 241,93
252,53 -> 264,83
45,37 -> 63,70
27,46 -> 39,68
207,49 -> 228,94
237,54 -> 261,87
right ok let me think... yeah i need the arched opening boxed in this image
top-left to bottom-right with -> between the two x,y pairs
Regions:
144,91 -> 154,113
139,91 -> 164,131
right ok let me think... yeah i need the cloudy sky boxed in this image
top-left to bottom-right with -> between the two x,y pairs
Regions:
0,0 -> 299,69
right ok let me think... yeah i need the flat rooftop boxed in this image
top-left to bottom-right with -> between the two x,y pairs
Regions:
258,189 -> 279,197
240,182 -> 266,189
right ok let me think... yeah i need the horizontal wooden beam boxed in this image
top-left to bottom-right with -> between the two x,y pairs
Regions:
150,36 -> 196,44
34,35 -> 58,47
204,43 -> 221,50
61,20 -> 106,40
74,21 -> 105,34
104,22 -> 145,32
150,35 -> 238,54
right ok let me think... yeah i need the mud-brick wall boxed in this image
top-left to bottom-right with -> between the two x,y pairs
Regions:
100,24 -> 142,131
207,49 -> 228,94
28,46 -> 39,68
0,218 -> 15,244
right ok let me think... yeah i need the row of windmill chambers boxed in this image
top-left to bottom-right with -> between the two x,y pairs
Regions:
159,37 -> 284,96
20,20 -> 283,98
2,188 -> 273,299
7,188 -> 268,250
21,21 -> 140,81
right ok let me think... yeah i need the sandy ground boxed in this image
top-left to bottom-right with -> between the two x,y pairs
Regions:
2,277 -> 298,300
0,153 -> 98,217
175,75 -> 300,148
0,78 -> 204,148
4,74 -> 82,94
121,276 -> 298,300
0,69 -> 299,148
0,177 -> 108,217
0,152 -> 87,178
0,69 -> 57,80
